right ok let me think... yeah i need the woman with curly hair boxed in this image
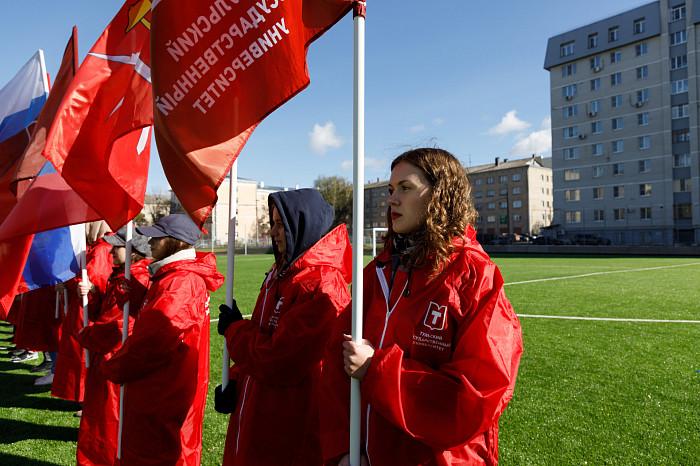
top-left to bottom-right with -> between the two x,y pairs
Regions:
320,148 -> 523,465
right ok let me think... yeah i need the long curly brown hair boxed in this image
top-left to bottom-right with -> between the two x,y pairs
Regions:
384,148 -> 477,276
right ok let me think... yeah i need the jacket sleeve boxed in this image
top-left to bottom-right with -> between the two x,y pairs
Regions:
77,320 -> 122,354
361,259 -> 523,451
225,268 -> 349,386
103,275 -> 203,385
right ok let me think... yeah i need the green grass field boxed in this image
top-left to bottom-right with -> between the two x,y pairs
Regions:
1,254 -> 698,465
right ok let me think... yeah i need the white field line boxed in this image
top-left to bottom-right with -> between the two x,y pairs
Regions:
504,262 -> 700,286
509,262 -> 700,323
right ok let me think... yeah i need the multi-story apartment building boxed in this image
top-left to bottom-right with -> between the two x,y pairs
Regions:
545,1 -> 699,245
363,155 -> 552,239
468,156 -> 553,237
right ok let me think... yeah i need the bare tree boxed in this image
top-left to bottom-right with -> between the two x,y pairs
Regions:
313,175 -> 353,230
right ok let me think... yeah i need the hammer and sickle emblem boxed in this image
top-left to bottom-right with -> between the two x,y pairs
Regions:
126,0 -> 152,33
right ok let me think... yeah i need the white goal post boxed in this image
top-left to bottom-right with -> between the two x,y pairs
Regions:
372,227 -> 388,257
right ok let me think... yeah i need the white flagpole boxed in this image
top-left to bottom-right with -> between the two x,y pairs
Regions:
78,229 -> 90,368
223,161 -> 238,388
117,221 -> 133,459
350,3 -> 366,465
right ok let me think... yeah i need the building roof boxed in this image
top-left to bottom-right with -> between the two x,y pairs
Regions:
466,155 -> 547,175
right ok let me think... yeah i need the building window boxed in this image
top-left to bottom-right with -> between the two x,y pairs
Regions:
512,187 -> 521,195
487,215 -> 496,223
499,175 -> 507,183
610,72 -> 622,85
638,136 -> 650,149
614,208 -> 626,220
593,187 -> 604,199
512,174 -> 521,182
591,121 -> 602,134
637,89 -> 649,103
486,177 -> 494,184
474,191 -> 483,199
499,201 -> 507,209
610,51 -> 621,63
487,190 -> 495,197
640,231 -> 653,243
674,178 -> 691,192
565,169 -> 580,181
594,210 -> 605,221
565,189 -> 580,201
612,117 -> 623,130
672,129 -> 690,143
474,179 -> 482,186
487,202 -> 496,210
584,33 -> 597,49
562,63 -> 577,77
640,183 -> 652,196
636,66 -> 648,79
672,104 -> 689,119
611,95 -> 622,108
612,140 -> 623,153
674,153 -> 691,167
613,163 -> 624,176
670,30 -> 687,45
638,112 -> 650,126
499,188 -> 508,195
640,207 -> 652,220
590,78 -> 601,91
669,5 -> 686,21
590,100 -> 601,113
564,147 -> 579,160
635,42 -> 647,56
513,213 -> 522,222
634,18 -> 646,34
592,143 -> 603,156
563,84 -> 578,99
639,159 -> 651,173
592,166 -> 604,178
670,55 -> 687,70
671,79 -> 688,94
560,41 -> 575,57
673,204 -> 692,219
608,27 -> 619,42
512,200 -> 522,208
566,211 -> 581,223
590,56 -> 602,70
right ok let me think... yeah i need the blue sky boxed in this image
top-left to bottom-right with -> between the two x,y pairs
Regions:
0,0 -> 650,193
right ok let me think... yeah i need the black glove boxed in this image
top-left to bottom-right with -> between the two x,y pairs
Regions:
214,380 -> 238,414
217,301 -> 243,336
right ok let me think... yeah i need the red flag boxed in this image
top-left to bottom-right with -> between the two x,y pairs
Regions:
43,0 -> 153,230
152,0 -> 353,227
12,27 -> 79,199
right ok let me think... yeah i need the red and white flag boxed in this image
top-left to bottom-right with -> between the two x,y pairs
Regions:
43,0 -> 153,230
152,0 -> 353,227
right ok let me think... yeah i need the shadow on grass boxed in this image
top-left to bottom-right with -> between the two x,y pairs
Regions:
0,418 -> 77,445
0,452 -> 62,466
0,364 -> 79,412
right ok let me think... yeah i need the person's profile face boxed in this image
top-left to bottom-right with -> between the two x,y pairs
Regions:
111,246 -> 127,266
270,206 -> 287,255
148,237 -> 168,261
387,161 -> 433,235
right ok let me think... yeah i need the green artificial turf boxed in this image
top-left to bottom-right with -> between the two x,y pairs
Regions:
0,254 -> 698,465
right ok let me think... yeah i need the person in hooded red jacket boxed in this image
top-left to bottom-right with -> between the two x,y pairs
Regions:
75,226 -> 152,466
216,188 -> 352,466
103,214 -> 224,466
52,221 -> 113,404
321,148 -> 523,466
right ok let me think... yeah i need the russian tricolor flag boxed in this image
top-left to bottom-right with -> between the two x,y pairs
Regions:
0,51 -> 49,144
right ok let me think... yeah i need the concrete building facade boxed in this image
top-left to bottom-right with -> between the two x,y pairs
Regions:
545,0 -> 699,245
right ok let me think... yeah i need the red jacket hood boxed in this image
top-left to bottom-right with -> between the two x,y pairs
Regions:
289,224 -> 352,284
154,251 -> 224,292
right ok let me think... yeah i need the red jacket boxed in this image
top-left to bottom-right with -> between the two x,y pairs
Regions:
222,225 -> 352,466
103,252 -> 224,466
75,259 -> 151,466
52,239 -> 114,402
14,286 -> 62,352
321,227 -> 523,465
